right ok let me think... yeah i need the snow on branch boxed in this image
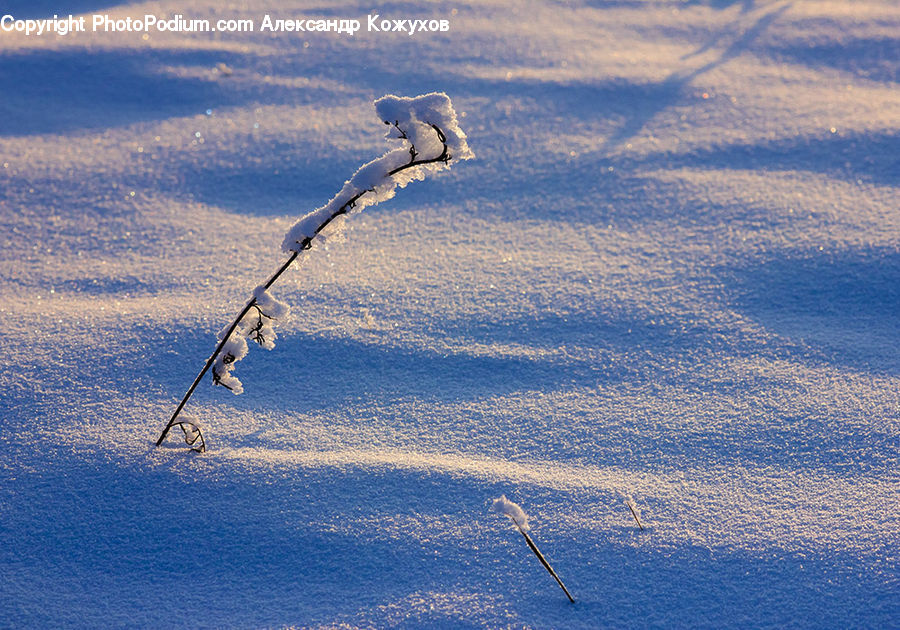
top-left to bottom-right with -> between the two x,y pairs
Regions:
157,93 -> 471,451
211,286 -> 289,395
209,92 -> 472,397
490,495 -> 575,603
281,92 -> 473,252
492,495 -> 530,532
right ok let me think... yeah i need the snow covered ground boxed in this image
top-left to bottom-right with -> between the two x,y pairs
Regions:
1,1 -> 898,627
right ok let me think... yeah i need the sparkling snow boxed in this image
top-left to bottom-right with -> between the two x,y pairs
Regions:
0,1 -> 897,628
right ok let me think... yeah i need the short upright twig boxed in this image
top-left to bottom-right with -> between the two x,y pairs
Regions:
626,496 -> 644,531
492,495 -> 575,603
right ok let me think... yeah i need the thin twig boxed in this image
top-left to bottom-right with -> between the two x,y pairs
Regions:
518,527 -> 575,603
627,501 -> 644,531
156,123 -> 451,450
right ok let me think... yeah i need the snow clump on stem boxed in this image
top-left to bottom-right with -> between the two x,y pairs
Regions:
492,495 -> 530,532
281,92 -> 473,252
213,93 -> 471,397
211,286 -> 290,395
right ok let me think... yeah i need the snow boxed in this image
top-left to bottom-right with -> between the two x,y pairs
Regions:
213,325 -> 249,393
492,495 -> 531,532
252,285 -> 290,322
280,91 -> 472,253
374,92 -> 474,164
1,0 -> 898,628
211,284 -> 292,394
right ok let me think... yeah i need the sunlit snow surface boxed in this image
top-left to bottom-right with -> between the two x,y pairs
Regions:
1,1 -> 898,628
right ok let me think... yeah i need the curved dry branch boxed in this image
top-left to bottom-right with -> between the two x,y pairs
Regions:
175,420 -> 206,453
156,122 -> 452,451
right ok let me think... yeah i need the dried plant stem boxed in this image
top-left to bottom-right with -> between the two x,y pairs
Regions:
154,249 -> 300,449
516,525 -> 575,603
627,502 -> 644,531
155,123 -> 450,451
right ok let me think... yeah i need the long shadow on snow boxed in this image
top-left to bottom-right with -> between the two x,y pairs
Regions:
0,309 -> 629,429
436,308 -> 736,357
388,147 -> 820,232
14,53 -> 875,226
317,65 -> 683,139
717,247 -> 900,374
0,445 -> 519,627
625,130 -> 900,188
4,0 -> 133,18
0,48 -> 341,136
415,158 -> 774,227
7,297 -> 893,476
425,309 -> 898,473
764,37 -> 900,84
175,150 -> 374,218
1,443 -> 896,628
0,150 -> 367,224
159,327 -> 632,414
297,0 -> 781,137
599,3 -> 791,151
682,0 -> 757,10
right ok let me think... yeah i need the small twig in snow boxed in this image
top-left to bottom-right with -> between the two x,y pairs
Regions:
492,495 -> 575,603
626,496 -> 644,531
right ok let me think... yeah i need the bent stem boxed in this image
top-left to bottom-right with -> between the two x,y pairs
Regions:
175,420 -> 206,453
155,122 -> 451,451
516,524 -> 575,604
